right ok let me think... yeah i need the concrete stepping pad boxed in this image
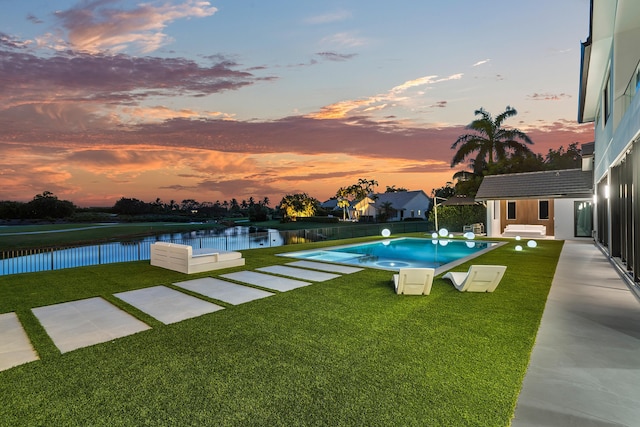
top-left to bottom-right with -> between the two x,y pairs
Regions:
0,312 -> 39,371
257,265 -> 340,282
32,297 -> 150,353
114,286 -> 223,325
221,271 -> 311,292
173,277 -> 274,305
285,261 -> 363,274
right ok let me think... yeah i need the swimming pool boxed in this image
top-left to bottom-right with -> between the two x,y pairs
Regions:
280,237 -> 502,273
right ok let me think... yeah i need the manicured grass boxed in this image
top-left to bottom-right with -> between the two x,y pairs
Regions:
0,235 -> 563,426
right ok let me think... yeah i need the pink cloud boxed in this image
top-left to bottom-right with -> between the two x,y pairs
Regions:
0,112 -> 596,206
53,0 -> 218,53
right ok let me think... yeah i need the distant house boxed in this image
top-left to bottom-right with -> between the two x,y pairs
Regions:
475,161 -> 593,239
352,190 -> 431,222
320,198 -> 341,215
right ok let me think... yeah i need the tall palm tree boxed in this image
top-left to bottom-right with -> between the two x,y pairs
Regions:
451,106 -> 533,175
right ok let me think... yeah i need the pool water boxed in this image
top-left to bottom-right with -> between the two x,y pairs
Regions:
280,237 -> 500,272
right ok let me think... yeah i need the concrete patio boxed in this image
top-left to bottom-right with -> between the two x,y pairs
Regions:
512,240 -> 640,426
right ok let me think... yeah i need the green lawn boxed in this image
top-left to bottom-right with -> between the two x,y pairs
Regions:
0,235 -> 563,426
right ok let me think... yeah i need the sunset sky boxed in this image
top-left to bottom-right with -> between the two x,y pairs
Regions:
0,0 -> 594,207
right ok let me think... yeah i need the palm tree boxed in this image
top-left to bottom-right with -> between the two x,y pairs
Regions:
379,201 -> 395,222
336,187 -> 351,221
451,106 -> 533,175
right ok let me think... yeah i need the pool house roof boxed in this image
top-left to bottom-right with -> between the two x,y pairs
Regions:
475,168 -> 594,201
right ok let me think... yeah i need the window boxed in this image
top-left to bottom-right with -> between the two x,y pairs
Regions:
507,201 -> 516,220
539,200 -> 549,220
575,201 -> 592,237
604,71 -> 612,124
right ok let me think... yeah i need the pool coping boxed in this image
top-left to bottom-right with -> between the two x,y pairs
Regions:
277,237 -> 508,275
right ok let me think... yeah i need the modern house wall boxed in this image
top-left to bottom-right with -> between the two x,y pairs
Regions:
579,0 -> 640,290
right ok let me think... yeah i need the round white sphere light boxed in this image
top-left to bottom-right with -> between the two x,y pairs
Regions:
463,232 -> 475,240
515,235 -> 521,241
438,228 -> 449,237
515,245 -> 523,251
381,228 -> 391,237
432,232 -> 438,238
527,240 -> 537,248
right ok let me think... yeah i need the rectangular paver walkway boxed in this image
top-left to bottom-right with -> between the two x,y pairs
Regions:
114,286 -> 224,325
32,297 -> 151,353
221,271 -> 311,292
0,312 -> 39,371
256,265 -> 340,282
285,260 -> 363,274
173,277 -> 274,305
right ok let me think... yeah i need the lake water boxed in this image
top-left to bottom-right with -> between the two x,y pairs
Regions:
1,226 -> 284,275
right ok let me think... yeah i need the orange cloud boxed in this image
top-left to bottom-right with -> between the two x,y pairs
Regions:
308,73 -> 463,120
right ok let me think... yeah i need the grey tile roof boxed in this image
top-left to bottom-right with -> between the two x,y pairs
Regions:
475,168 -> 593,200
371,190 -> 430,208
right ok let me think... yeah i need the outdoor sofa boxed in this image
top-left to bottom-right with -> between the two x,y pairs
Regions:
150,242 -> 245,274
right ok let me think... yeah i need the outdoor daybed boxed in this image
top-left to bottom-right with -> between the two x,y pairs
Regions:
501,224 -> 546,238
150,242 -> 245,274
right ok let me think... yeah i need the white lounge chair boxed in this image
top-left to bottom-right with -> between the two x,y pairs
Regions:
392,268 -> 435,295
442,265 -> 507,292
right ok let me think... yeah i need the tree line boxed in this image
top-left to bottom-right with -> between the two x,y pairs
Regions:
0,191 -> 76,220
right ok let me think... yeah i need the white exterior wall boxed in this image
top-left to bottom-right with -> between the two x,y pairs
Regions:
402,195 -> 429,220
485,200 -> 501,237
553,199 -> 594,240
553,199 -> 574,240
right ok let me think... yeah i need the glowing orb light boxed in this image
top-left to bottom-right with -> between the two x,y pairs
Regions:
381,228 -> 391,237
527,240 -> 538,248
515,245 -> 523,251
431,232 -> 438,238
463,232 -> 475,240
438,228 -> 449,237
515,235 -> 521,241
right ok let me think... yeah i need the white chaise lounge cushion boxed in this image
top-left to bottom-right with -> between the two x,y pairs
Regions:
392,268 -> 435,295
442,265 -> 507,292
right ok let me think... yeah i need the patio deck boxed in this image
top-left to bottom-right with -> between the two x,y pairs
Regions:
512,240 -> 640,426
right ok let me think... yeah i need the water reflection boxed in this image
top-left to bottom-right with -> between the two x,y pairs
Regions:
1,226 -> 285,275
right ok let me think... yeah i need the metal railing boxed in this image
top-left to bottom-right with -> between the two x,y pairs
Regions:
0,222 -> 430,276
